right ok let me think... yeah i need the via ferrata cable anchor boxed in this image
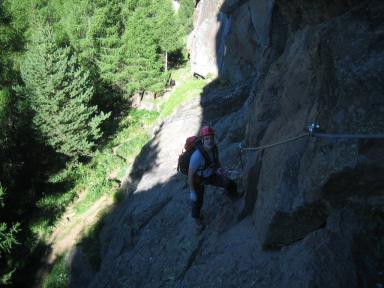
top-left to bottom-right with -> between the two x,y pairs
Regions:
308,122 -> 320,136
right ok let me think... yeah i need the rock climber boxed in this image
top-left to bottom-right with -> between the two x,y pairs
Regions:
188,126 -> 239,231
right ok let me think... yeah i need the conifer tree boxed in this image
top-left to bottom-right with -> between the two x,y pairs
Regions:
178,0 -> 194,35
21,26 -> 110,158
60,0 -> 123,82
60,0 -> 101,84
94,0 -> 124,85
154,0 -> 182,71
0,0 -> 30,211
0,87 -> 21,288
60,0 -> 92,58
119,4 -> 166,95
0,6 -> 24,272
0,184 -> 20,285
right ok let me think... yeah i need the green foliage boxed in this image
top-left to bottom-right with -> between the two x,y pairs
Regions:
177,0 -> 195,35
0,0 -> 197,284
0,89 -> 11,133
154,0 -> 182,71
72,152 -> 124,214
119,5 -> 166,95
2,0 -> 30,34
18,0 -> 191,97
36,190 -> 77,213
59,0 -> 94,60
0,184 -> 20,286
115,134 -> 148,160
94,0 -> 124,84
160,77 -> 206,118
74,109 -> 158,214
0,222 -> 20,254
1,0 -> 25,52
60,0 -> 124,84
0,7 -> 29,284
21,25 -> 110,158
29,218 -> 53,239
42,254 -> 67,288
7,0 -> 194,97
1,182 -> 6,203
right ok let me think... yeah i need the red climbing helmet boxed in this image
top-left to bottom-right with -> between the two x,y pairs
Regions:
200,126 -> 215,137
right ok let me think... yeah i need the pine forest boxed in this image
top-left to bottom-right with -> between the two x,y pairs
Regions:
0,0 -> 195,286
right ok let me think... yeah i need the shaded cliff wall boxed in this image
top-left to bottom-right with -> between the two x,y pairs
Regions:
244,0 -> 384,233
188,0 -> 227,77
192,0 -> 384,285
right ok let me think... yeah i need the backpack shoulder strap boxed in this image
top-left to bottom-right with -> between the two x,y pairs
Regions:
212,145 -> 219,165
195,142 -> 211,169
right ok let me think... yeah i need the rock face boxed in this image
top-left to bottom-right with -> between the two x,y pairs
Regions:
69,0 -> 384,287
188,0 -> 226,77
241,0 -> 384,286
188,0 -> 279,81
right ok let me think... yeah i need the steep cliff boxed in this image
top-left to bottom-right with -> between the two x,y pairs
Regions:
229,0 -> 384,286
69,0 -> 384,287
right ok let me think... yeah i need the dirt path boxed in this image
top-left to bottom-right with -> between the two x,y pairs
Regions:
33,186 -> 115,288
